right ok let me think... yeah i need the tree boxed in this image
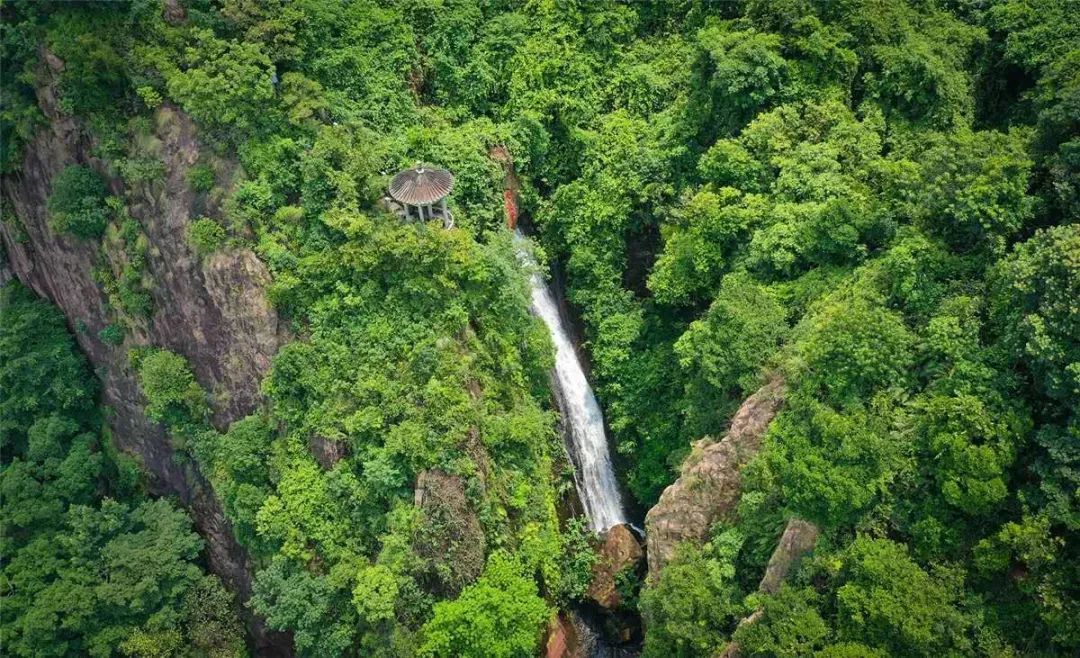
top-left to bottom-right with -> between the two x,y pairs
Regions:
763,398 -> 906,528
991,224 -> 1080,410
688,25 -> 790,141
733,585 -> 830,658
834,537 -> 970,656
913,130 -> 1035,254
46,165 -> 110,239
793,294 -> 915,406
420,552 -> 549,658
0,283 -> 97,448
675,272 -> 788,434
136,349 -> 208,428
166,29 -> 276,135
187,217 -> 227,256
649,188 -> 765,305
251,557 -> 356,657
1,285 -> 244,657
640,528 -> 746,657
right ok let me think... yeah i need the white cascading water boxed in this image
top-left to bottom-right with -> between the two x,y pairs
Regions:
514,230 -> 627,533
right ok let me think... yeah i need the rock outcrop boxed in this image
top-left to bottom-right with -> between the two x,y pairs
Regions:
757,518 -> 819,595
545,614 -> 585,658
0,52 -> 286,654
308,434 -> 349,470
717,518 -> 820,658
645,377 -> 786,580
586,523 -> 644,609
413,469 -> 487,595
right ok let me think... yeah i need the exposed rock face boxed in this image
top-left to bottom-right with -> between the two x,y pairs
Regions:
162,0 -> 187,25
308,434 -> 349,470
717,518 -> 820,658
545,614 -> 585,658
413,469 -> 486,595
645,377 -> 786,580
586,523 -> 644,609
0,53 -> 286,654
757,518 -> 818,595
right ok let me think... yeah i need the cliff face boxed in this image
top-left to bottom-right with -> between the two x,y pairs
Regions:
0,54 -> 286,653
644,377 -> 786,580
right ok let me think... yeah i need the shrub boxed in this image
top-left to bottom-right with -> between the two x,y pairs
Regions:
187,165 -> 215,193
187,218 -> 227,256
47,165 -> 110,239
420,552 -> 549,658
97,324 -> 124,346
137,349 -> 208,427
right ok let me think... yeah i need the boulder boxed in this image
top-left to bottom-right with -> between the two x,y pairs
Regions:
758,518 -> 819,595
308,434 -> 348,470
545,614 -> 585,658
645,377 -> 786,580
586,523 -> 644,609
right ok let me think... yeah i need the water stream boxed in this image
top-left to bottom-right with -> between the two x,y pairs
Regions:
515,230 -> 627,533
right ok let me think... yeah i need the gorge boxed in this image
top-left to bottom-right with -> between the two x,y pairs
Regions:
2,2 -> 1077,657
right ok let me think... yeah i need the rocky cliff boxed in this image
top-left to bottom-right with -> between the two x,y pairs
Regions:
644,377 -> 787,580
0,52 -> 287,654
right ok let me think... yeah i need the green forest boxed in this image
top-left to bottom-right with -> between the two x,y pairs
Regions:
0,0 -> 1076,656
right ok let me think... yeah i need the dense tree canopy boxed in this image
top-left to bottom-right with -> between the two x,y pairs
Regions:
1,0 -> 1077,656
0,283 -> 245,657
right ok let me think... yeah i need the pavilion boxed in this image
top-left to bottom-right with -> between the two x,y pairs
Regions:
387,165 -> 454,228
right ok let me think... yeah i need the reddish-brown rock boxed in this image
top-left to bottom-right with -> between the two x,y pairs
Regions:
586,523 -> 644,609
545,614 -> 585,658
645,377 -> 786,580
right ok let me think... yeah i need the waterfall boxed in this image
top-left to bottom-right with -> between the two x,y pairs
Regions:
515,230 -> 627,533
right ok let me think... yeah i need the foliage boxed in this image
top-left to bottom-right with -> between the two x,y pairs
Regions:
187,164 -> 216,193
166,28 -> 276,136
97,323 -> 124,346
46,165 -> 110,239
2,0 -> 1079,655
136,349 -> 208,428
675,272 -> 788,435
187,217 -> 227,256
733,585 -> 829,657
552,517 -> 599,604
0,283 -> 244,657
419,552 -> 549,658
640,527 -> 746,657
0,283 -> 96,447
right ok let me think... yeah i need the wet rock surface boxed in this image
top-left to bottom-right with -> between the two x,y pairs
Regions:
586,523 -> 645,609
545,613 -> 585,658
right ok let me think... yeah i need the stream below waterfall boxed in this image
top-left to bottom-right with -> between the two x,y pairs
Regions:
514,230 -> 627,533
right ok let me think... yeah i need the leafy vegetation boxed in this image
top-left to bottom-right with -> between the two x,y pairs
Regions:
0,283 -> 244,657
187,217 -> 227,256
1,0 -> 1077,656
46,164 -> 110,238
